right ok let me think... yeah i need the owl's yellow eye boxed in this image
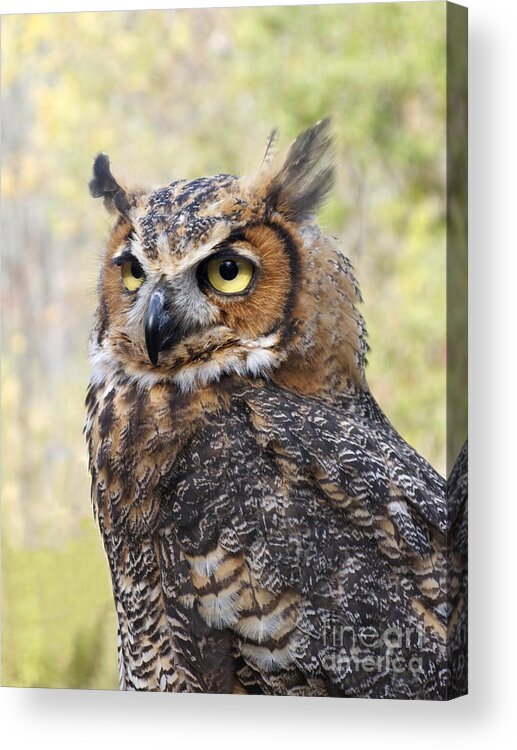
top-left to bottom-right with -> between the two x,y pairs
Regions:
120,259 -> 145,292
205,256 -> 254,295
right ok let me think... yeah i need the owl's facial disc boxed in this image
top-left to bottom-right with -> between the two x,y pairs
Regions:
90,121 -> 370,393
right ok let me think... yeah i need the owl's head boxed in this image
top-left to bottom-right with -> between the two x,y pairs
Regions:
89,120 -> 366,397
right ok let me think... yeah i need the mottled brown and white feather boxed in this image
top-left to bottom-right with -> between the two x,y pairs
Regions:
86,121 -> 467,698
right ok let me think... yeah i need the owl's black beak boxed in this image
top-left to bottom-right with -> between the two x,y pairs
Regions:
144,290 -> 181,367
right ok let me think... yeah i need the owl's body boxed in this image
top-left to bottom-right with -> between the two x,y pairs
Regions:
86,121 -> 467,698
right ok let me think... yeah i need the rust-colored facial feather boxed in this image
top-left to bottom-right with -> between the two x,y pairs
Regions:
204,223 -> 296,340
97,217 -> 134,336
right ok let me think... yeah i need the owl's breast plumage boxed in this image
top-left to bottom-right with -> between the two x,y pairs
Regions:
86,373 -> 462,697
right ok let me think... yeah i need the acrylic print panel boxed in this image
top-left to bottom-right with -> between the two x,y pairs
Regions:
1,1 -> 467,698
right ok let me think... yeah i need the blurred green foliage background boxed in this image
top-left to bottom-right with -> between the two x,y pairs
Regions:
1,3 -> 447,690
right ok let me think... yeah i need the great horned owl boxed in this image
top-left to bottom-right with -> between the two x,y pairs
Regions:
86,120 -> 467,698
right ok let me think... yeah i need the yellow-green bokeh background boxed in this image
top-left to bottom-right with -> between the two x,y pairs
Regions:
1,3 -> 447,689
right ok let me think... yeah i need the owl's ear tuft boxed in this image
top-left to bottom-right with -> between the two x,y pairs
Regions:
261,128 -> 279,167
89,153 -> 130,215
266,118 -> 335,221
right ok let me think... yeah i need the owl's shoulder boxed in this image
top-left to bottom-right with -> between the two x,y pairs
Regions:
162,379 -> 445,560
